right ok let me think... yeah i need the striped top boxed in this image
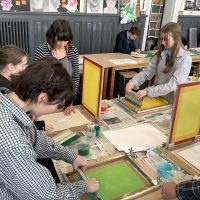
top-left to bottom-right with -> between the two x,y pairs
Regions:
34,43 -> 80,95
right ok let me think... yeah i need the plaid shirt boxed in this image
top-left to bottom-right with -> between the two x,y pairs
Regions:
0,90 -> 87,200
176,180 -> 200,200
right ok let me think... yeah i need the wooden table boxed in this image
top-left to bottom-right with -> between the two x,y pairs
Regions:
83,51 -> 200,99
49,101 -> 199,200
83,53 -> 146,99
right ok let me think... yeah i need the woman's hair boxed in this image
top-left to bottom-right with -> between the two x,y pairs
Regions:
0,45 -> 27,71
11,57 -> 74,109
46,19 -> 73,49
156,22 -> 183,73
129,26 -> 140,37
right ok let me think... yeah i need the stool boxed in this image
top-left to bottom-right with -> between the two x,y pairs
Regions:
118,71 -> 138,97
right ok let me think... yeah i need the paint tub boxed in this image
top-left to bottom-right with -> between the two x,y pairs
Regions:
77,143 -> 90,156
157,162 -> 173,180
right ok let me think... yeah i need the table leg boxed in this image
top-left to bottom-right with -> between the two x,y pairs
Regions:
102,69 -> 108,99
109,68 -> 116,99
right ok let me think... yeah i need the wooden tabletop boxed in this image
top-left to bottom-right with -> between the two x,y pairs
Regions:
81,50 -> 200,69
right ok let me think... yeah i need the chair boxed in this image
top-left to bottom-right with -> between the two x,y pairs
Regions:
189,28 -> 198,48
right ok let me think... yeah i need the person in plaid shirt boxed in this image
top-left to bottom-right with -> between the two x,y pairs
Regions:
0,56 -> 99,200
161,180 -> 200,200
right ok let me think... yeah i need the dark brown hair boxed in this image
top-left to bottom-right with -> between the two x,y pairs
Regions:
0,45 -> 27,70
129,26 -> 140,37
156,22 -> 183,73
46,19 -> 73,49
11,57 -> 74,109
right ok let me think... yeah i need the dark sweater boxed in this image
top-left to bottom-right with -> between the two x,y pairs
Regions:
113,30 -> 137,54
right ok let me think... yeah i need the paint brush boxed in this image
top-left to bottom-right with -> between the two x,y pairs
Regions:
77,168 -> 102,200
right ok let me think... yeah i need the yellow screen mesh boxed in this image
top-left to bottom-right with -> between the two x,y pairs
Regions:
170,83 -> 200,144
140,97 -> 168,110
82,59 -> 102,117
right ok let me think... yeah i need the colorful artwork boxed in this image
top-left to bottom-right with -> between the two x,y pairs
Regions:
103,0 -> 118,14
57,0 -> 81,13
0,0 -> 30,11
0,0 -> 13,11
120,0 -> 140,24
87,0 -> 103,13
66,0 -> 79,12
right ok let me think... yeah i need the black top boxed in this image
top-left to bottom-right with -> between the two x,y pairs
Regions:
0,74 -> 13,91
113,30 -> 137,54
181,36 -> 188,48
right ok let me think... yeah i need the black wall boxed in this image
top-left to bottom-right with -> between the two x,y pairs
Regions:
0,12 -> 147,57
178,15 -> 200,46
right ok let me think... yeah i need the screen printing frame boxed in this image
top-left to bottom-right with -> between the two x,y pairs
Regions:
118,96 -> 171,114
167,81 -> 200,146
67,155 -> 159,200
82,57 -> 104,118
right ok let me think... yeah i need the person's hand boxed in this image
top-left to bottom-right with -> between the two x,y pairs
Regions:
161,182 -> 177,199
64,104 -> 75,115
135,49 -> 141,54
31,114 -> 38,121
126,82 -> 135,93
45,121 -> 54,132
135,89 -> 147,99
85,179 -> 99,193
131,51 -> 139,55
72,155 -> 87,172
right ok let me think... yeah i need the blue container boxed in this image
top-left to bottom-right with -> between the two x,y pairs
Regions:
157,162 -> 173,180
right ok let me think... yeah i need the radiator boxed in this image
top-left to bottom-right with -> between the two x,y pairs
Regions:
0,19 -> 29,53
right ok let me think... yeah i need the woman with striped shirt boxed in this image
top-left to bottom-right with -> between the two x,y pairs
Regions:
34,19 -> 79,114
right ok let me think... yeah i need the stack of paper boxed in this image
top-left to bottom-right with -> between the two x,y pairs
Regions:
176,143 -> 200,170
103,123 -> 167,153
39,110 -> 90,132
109,59 -> 137,65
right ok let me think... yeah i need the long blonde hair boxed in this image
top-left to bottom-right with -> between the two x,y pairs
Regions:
156,22 -> 184,73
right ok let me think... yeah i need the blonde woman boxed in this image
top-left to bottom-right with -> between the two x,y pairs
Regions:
126,22 -> 192,104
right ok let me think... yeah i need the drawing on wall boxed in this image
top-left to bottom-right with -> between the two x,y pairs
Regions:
184,0 -> 200,10
103,0 -> 118,14
0,0 -> 13,10
0,0 -> 30,11
30,0 -> 61,12
0,0 -> 93,12
87,0 -> 103,13
66,0 -> 79,12
30,0 -> 48,11
120,0 -> 140,24
48,0 -> 60,12
57,0 -> 81,13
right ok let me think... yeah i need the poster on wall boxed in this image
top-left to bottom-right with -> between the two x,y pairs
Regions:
0,0 -> 87,12
103,0 -> 118,14
0,0 -> 30,11
58,0 -> 81,13
86,0 -> 103,13
30,0 -> 79,12
184,0 -> 200,10
30,0 -> 61,12
120,0 -> 140,24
